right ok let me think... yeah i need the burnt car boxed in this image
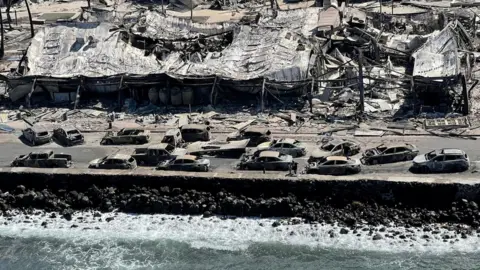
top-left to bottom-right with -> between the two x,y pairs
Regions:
53,126 -> 84,146
180,125 -> 211,142
308,139 -> 361,163
306,156 -> 361,175
11,150 -> 72,168
186,139 -> 250,158
256,138 -> 306,157
227,127 -> 271,147
361,143 -> 419,165
411,148 -> 470,173
101,128 -> 150,145
22,125 -> 52,146
132,144 -> 187,166
89,154 -> 137,170
162,128 -> 184,147
238,151 -> 296,171
156,155 -> 210,172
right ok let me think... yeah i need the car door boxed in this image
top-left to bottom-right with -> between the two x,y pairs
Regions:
332,144 -> 343,156
24,129 -> 33,142
100,159 -> 113,169
429,155 -> 445,172
394,147 -> 409,161
169,159 -> 184,170
251,157 -> 266,170
281,143 -> 296,156
317,160 -> 335,174
270,143 -> 283,153
443,155 -> 460,172
381,147 -> 396,163
182,159 -> 196,171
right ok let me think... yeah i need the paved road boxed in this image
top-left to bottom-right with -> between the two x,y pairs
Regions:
0,133 -> 479,175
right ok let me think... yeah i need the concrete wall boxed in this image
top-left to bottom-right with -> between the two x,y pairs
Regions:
1,168 -> 479,209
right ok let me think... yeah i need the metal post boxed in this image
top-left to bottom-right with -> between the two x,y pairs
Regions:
210,76 -> 217,105
161,0 -> 165,14
14,10 -> 17,25
27,77 -> 37,108
391,0 -> 394,14
358,50 -> 364,114
379,0 -> 382,28
261,77 -> 266,112
0,9 -> 4,59
461,74 -> 469,116
190,1 -> 193,21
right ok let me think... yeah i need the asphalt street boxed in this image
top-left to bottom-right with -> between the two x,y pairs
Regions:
1,132 -> 479,175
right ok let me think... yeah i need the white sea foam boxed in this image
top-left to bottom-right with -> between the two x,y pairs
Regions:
0,211 -> 479,254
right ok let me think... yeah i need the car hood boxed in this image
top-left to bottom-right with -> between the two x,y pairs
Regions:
89,159 -> 102,165
311,149 -> 331,158
413,155 -> 427,164
257,142 -> 272,149
172,148 -> 187,156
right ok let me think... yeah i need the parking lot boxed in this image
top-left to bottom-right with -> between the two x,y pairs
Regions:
0,132 -> 479,175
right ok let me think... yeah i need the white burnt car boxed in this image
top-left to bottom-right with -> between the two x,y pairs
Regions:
308,139 -> 361,163
306,156 -> 361,175
89,154 -> 137,170
412,148 -> 470,173
156,155 -> 210,172
256,138 -> 306,158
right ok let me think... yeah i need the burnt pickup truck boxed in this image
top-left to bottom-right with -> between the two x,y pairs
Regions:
132,144 -> 187,166
11,150 -> 73,168
101,128 -> 150,145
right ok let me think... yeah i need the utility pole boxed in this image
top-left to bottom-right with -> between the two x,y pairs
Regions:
358,50 -> 365,114
391,0 -> 394,14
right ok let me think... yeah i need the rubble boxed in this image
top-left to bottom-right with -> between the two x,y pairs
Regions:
0,0 -> 479,137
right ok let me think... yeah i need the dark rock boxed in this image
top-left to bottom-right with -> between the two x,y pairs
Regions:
106,217 -> 114,222
272,221 -> 281,227
203,211 -> 213,218
93,212 -> 102,218
15,185 -> 26,194
373,233 -> 383,240
62,209 -> 73,221
41,221 -> 47,227
339,228 -> 349,234
70,224 -> 78,228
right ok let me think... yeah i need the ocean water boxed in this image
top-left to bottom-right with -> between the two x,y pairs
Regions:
0,212 -> 478,270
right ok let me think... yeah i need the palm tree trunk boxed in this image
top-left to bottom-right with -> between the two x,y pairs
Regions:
25,0 -> 34,38
0,9 -> 4,59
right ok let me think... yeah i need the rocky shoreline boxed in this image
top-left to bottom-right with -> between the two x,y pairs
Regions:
1,184 -> 480,240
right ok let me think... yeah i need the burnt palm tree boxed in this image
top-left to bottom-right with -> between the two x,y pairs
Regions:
0,9 -> 4,59
25,0 -> 34,38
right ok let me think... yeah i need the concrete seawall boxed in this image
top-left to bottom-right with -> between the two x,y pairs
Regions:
1,168 -> 480,209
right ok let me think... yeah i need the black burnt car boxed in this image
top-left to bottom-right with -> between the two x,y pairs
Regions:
361,143 -> 419,165
227,127 -> 271,147
53,126 -> 84,146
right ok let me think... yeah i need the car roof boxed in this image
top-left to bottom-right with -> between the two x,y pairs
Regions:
279,138 -> 296,144
31,125 -> 48,132
108,154 -> 131,160
182,124 -> 207,130
326,156 -> 347,161
259,151 -> 280,158
31,150 -> 53,155
245,127 -> 268,133
148,143 -> 170,150
165,129 -> 180,135
441,149 -> 465,155
389,143 -> 410,148
177,155 -> 197,160
61,126 -> 78,132
121,128 -> 142,131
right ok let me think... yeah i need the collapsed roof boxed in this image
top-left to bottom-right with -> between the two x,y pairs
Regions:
26,22 -> 160,77
411,21 -> 472,77
127,10 -> 235,40
24,20 -> 314,82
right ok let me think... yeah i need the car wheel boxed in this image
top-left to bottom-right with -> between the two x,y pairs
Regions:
371,159 -> 378,165
139,160 -> 145,166
203,166 -> 208,172
105,139 -> 112,145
